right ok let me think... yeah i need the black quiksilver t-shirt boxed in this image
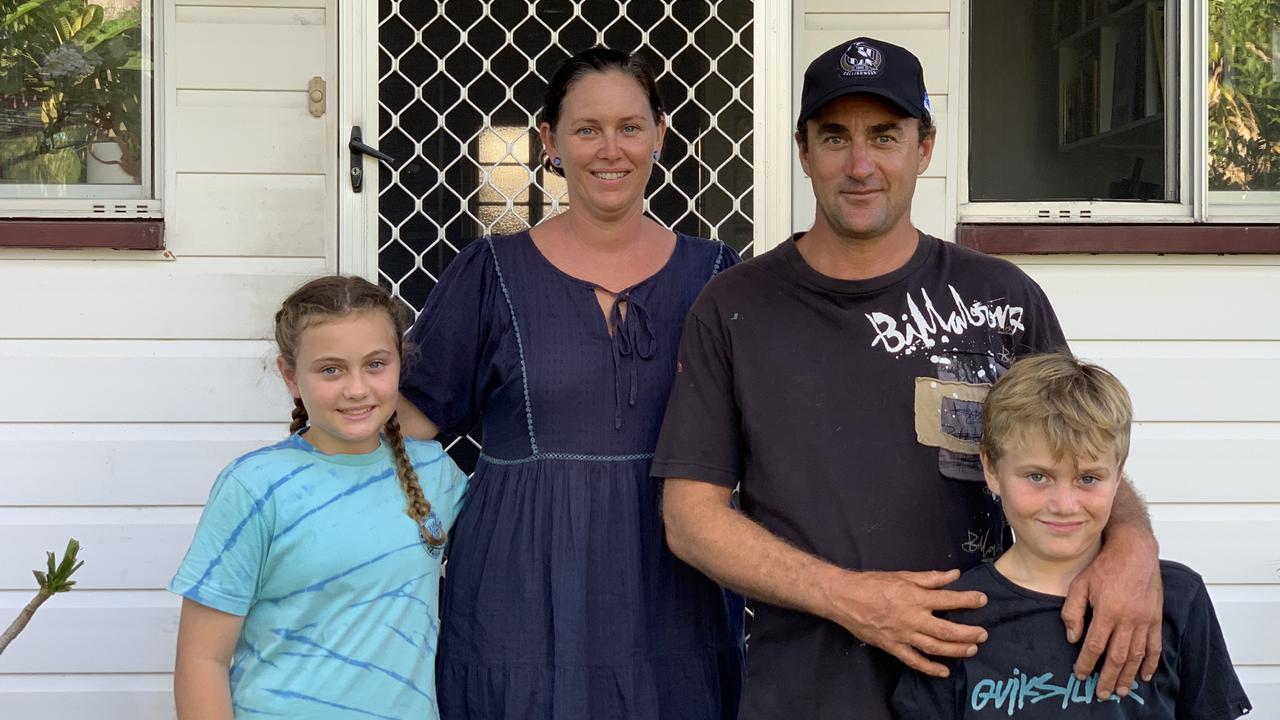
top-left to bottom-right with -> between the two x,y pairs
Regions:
653,233 -> 1068,720
892,561 -> 1252,720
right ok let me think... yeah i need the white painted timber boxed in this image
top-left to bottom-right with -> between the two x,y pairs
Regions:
808,0 -> 948,11
0,423 -> 286,506
0,260 -> 323,338
2,340 -> 290,422
174,10 -> 325,91
1208,585 -> 1280,666
0,508 -> 201,590
0,591 -> 179,673
170,174 -> 327,257
177,0 -> 321,7
1069,341 -> 1280,423
0,673 -> 174,719
1022,264 -> 1280,341
1152,505 -> 1280,584
1127,423 -> 1280,502
172,92 -> 326,175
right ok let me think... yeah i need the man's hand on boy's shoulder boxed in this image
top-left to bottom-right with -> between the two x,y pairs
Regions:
1062,523 -> 1163,700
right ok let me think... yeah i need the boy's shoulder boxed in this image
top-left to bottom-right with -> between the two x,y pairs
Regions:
1159,558 -> 1206,594
1158,558 -> 1213,628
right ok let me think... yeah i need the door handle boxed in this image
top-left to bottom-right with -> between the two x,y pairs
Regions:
349,126 -> 396,192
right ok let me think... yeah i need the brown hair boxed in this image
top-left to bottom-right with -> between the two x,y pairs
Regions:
794,106 -> 935,150
539,46 -> 665,177
274,275 -> 444,547
981,353 -> 1133,469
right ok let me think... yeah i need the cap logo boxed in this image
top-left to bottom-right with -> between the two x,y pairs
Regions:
840,41 -> 883,77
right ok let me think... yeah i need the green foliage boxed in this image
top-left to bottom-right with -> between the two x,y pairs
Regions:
1208,0 -> 1280,191
33,538 -> 83,593
0,0 -> 144,176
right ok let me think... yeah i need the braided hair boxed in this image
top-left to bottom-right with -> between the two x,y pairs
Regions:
275,276 -> 445,547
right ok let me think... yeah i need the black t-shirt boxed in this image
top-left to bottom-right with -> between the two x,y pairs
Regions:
892,561 -> 1253,720
652,233 -> 1068,720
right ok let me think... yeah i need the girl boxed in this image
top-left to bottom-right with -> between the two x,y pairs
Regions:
170,276 -> 467,720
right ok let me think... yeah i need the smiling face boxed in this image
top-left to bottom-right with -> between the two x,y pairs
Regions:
277,309 -> 400,456
798,93 -> 933,245
540,70 -> 665,221
983,436 -> 1123,585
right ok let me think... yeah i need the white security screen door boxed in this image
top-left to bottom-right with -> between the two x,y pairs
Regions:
341,0 -> 762,468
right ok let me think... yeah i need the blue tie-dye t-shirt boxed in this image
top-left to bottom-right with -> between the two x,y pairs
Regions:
169,432 -> 467,719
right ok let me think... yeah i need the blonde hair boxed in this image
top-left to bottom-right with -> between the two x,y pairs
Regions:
275,276 -> 444,547
981,353 -> 1133,468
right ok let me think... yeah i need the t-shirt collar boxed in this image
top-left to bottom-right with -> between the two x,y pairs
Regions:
782,229 -> 936,296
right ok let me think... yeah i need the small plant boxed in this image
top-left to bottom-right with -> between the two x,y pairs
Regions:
0,538 -> 84,656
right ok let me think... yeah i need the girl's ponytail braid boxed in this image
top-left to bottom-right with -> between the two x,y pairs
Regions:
289,397 -> 309,434
384,413 -> 445,547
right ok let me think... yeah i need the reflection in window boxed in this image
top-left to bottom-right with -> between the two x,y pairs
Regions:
474,125 -> 567,236
1209,0 -> 1280,191
969,0 -> 1174,202
0,0 -> 147,195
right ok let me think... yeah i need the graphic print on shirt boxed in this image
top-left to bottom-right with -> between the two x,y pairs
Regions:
970,667 -> 1144,716
864,284 -> 1025,357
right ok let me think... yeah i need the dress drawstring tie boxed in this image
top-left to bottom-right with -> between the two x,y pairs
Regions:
605,289 -> 656,430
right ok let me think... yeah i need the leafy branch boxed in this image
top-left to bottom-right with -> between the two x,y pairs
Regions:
0,538 -> 84,656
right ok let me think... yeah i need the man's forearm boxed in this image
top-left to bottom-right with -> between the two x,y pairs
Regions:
662,480 -> 845,622
1105,474 -> 1155,543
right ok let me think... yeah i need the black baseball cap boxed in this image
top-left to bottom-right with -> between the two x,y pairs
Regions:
797,37 -> 931,126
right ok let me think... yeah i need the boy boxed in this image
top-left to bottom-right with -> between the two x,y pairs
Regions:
892,354 -> 1253,719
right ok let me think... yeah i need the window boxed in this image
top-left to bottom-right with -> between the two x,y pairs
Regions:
0,0 -> 157,219
961,0 -> 1280,246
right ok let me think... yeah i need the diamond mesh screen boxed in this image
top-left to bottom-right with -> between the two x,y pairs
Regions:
377,0 -> 755,469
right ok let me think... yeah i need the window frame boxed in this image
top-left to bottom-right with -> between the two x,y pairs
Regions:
0,0 -> 163,229
954,0 -> 1280,247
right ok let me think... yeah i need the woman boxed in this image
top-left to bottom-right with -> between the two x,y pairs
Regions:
398,47 -> 744,719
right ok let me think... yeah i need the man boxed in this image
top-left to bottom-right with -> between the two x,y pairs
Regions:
653,37 -> 1163,720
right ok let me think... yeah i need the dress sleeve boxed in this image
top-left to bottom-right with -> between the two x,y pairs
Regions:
891,663 -> 966,720
715,243 -> 743,274
401,238 -> 501,436
651,292 -> 744,488
1175,576 -> 1253,720
168,470 -> 271,616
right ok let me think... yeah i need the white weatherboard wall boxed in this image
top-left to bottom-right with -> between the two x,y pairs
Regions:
797,0 -> 1280,712
0,1 -> 336,717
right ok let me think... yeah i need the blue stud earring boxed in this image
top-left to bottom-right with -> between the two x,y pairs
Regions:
652,150 -> 660,162
551,156 -> 562,168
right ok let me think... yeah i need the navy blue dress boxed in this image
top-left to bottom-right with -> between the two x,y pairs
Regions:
402,231 -> 745,720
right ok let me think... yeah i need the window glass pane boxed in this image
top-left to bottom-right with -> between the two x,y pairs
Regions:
1209,0 -> 1280,191
969,0 -> 1176,202
0,0 -> 148,196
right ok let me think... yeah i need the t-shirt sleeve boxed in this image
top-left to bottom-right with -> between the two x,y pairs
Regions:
651,295 -> 744,488
401,238 -> 499,436
412,439 -> 470,531
1175,577 -> 1253,720
891,663 -> 966,720
1015,276 -> 1069,357
168,470 -> 271,616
